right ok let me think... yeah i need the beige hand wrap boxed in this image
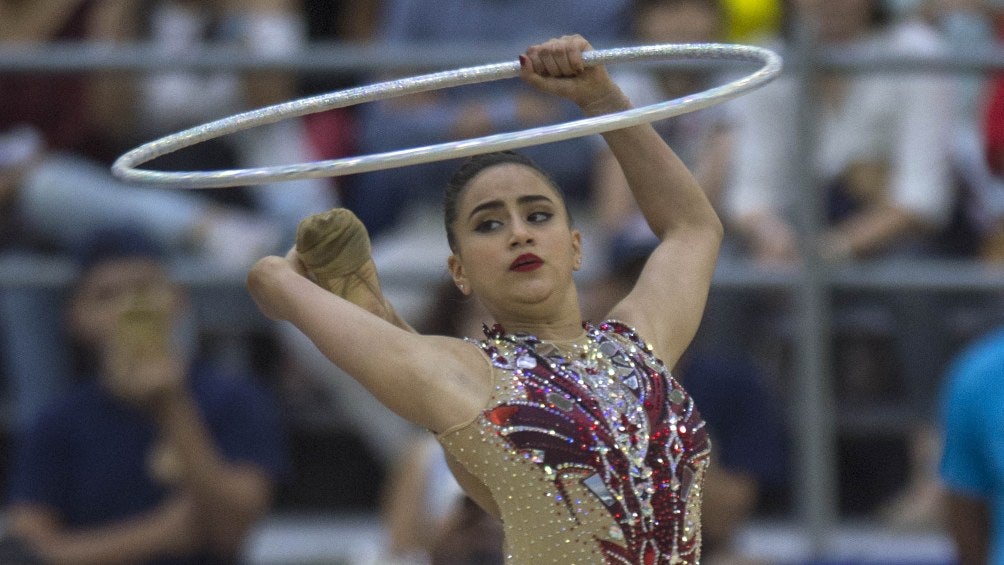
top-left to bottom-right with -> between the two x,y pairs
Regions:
295,208 -> 402,324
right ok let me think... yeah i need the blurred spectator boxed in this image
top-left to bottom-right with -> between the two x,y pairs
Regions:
931,24 -> 1003,557
938,324 -> 1004,565
0,125 -> 280,268
343,0 -> 633,240
0,0 -> 138,163
675,350 -> 789,564
380,433 -> 468,564
0,1 -> 269,437
376,282 -> 503,565
134,0 -> 340,248
301,0 -> 381,45
298,0 -> 383,172
3,225 -> 288,564
912,0 -> 1004,262
380,433 -> 504,565
724,0 -> 970,527
917,0 -> 997,112
0,0 -> 338,259
0,123 -> 281,433
725,0 -> 960,263
405,285 -> 503,565
0,0 -> 335,435
972,5 -> 1004,260
989,66 -> 1004,179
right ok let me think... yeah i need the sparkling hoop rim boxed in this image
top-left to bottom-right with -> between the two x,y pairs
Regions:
111,43 -> 782,189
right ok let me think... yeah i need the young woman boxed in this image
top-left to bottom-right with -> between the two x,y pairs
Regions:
248,34 -> 723,564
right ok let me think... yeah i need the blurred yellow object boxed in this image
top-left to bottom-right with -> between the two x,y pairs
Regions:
721,0 -> 783,42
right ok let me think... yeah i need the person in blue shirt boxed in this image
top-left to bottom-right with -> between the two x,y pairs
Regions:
939,325 -> 1004,565
4,226 -> 288,564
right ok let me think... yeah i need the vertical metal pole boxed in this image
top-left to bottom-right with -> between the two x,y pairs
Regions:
789,22 -> 840,557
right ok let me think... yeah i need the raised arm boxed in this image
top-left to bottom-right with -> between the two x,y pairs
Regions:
521,36 -> 723,367
247,253 -> 489,433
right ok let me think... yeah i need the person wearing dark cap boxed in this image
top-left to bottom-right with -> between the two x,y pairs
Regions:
3,226 -> 288,565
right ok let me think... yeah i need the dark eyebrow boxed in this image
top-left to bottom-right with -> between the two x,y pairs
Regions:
467,194 -> 555,220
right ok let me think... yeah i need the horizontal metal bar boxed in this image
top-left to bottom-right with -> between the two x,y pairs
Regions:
5,255 -> 1004,292
1,40 -> 1003,74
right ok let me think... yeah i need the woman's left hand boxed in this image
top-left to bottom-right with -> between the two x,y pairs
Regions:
520,35 -> 628,117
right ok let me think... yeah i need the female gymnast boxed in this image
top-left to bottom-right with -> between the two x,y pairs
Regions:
247,34 -> 722,564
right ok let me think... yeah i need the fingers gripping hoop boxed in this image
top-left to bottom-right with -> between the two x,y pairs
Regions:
112,43 -> 782,189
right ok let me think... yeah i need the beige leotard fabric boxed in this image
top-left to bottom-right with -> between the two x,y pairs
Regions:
437,321 -> 710,564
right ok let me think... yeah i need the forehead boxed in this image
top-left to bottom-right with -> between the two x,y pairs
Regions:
458,164 -> 561,212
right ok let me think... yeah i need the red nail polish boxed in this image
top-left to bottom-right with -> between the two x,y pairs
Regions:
519,55 -> 527,68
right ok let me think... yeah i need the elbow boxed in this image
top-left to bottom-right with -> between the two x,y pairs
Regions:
246,256 -> 296,321
679,214 -> 725,250
656,207 -> 724,247
706,219 -> 726,257
246,256 -> 287,291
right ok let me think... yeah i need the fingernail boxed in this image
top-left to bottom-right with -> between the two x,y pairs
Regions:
518,55 -> 527,68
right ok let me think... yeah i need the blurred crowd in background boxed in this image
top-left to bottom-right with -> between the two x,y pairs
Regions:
1,0 -> 1003,563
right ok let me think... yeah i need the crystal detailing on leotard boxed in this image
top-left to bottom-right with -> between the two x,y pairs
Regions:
437,321 -> 710,564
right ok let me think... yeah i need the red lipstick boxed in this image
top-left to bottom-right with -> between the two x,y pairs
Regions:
510,253 -> 543,272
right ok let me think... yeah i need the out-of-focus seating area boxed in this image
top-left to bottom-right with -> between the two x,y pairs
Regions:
2,0 -> 1004,563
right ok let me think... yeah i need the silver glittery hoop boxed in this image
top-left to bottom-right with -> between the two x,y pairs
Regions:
112,43 -> 781,189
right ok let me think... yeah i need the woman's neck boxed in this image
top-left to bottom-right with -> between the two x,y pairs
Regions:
498,317 -> 585,341
487,285 -> 585,341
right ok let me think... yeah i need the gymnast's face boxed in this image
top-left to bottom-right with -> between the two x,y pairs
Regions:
447,163 -> 581,313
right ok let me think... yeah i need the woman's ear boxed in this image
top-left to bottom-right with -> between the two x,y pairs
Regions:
447,254 -> 471,295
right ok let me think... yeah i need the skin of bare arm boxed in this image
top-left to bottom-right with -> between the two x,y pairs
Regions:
247,254 -> 490,433
520,35 -> 722,368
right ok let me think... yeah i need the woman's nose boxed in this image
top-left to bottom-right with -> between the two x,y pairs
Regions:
508,220 -> 534,246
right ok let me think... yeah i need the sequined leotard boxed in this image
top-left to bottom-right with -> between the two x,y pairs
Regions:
436,321 -> 710,564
